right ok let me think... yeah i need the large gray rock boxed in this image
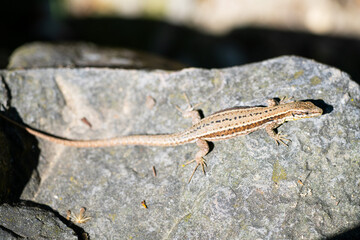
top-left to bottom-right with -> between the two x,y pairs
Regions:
0,55 -> 359,239
0,201 -> 80,239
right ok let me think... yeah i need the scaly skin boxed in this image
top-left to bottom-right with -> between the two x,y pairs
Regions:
0,97 -> 323,182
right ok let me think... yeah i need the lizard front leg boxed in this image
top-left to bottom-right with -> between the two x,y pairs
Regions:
266,97 -> 293,146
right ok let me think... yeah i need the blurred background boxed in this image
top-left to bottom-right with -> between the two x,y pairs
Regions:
1,0 -> 360,81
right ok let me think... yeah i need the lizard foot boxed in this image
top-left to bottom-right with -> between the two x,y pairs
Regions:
183,157 -> 207,183
279,96 -> 294,104
272,131 -> 291,146
267,96 -> 294,107
175,93 -> 202,124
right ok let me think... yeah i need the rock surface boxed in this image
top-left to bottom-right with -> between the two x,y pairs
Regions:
0,201 -> 81,239
0,55 -> 359,239
7,42 -> 185,70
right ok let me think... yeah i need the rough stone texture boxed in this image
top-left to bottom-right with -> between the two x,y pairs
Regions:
7,42 -> 184,70
0,201 -> 79,239
0,55 -> 359,239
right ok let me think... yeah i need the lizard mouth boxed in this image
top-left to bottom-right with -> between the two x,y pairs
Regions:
309,108 -> 323,117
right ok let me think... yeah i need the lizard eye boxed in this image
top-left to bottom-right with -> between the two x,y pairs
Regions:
292,112 -> 301,116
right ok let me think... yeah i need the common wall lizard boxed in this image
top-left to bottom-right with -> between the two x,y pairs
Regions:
0,97 -> 323,182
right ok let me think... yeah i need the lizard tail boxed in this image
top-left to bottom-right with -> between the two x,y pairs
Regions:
60,134 -> 184,147
0,113 -> 185,147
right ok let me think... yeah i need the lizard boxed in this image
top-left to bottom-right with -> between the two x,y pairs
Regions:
0,96 -> 323,182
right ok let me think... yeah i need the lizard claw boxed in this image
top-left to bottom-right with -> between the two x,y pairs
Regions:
184,157 -> 207,183
279,96 -> 294,104
175,105 -> 185,114
176,93 -> 203,124
273,131 -> 291,146
177,93 -> 202,112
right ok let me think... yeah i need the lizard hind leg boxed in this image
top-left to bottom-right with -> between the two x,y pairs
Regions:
175,93 -> 203,125
279,96 -> 294,104
183,139 -> 210,183
267,96 -> 294,107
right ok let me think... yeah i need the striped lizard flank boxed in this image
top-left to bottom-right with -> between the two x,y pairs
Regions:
0,97 -> 323,182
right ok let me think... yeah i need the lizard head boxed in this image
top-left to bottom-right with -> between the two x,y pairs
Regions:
286,101 -> 323,121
